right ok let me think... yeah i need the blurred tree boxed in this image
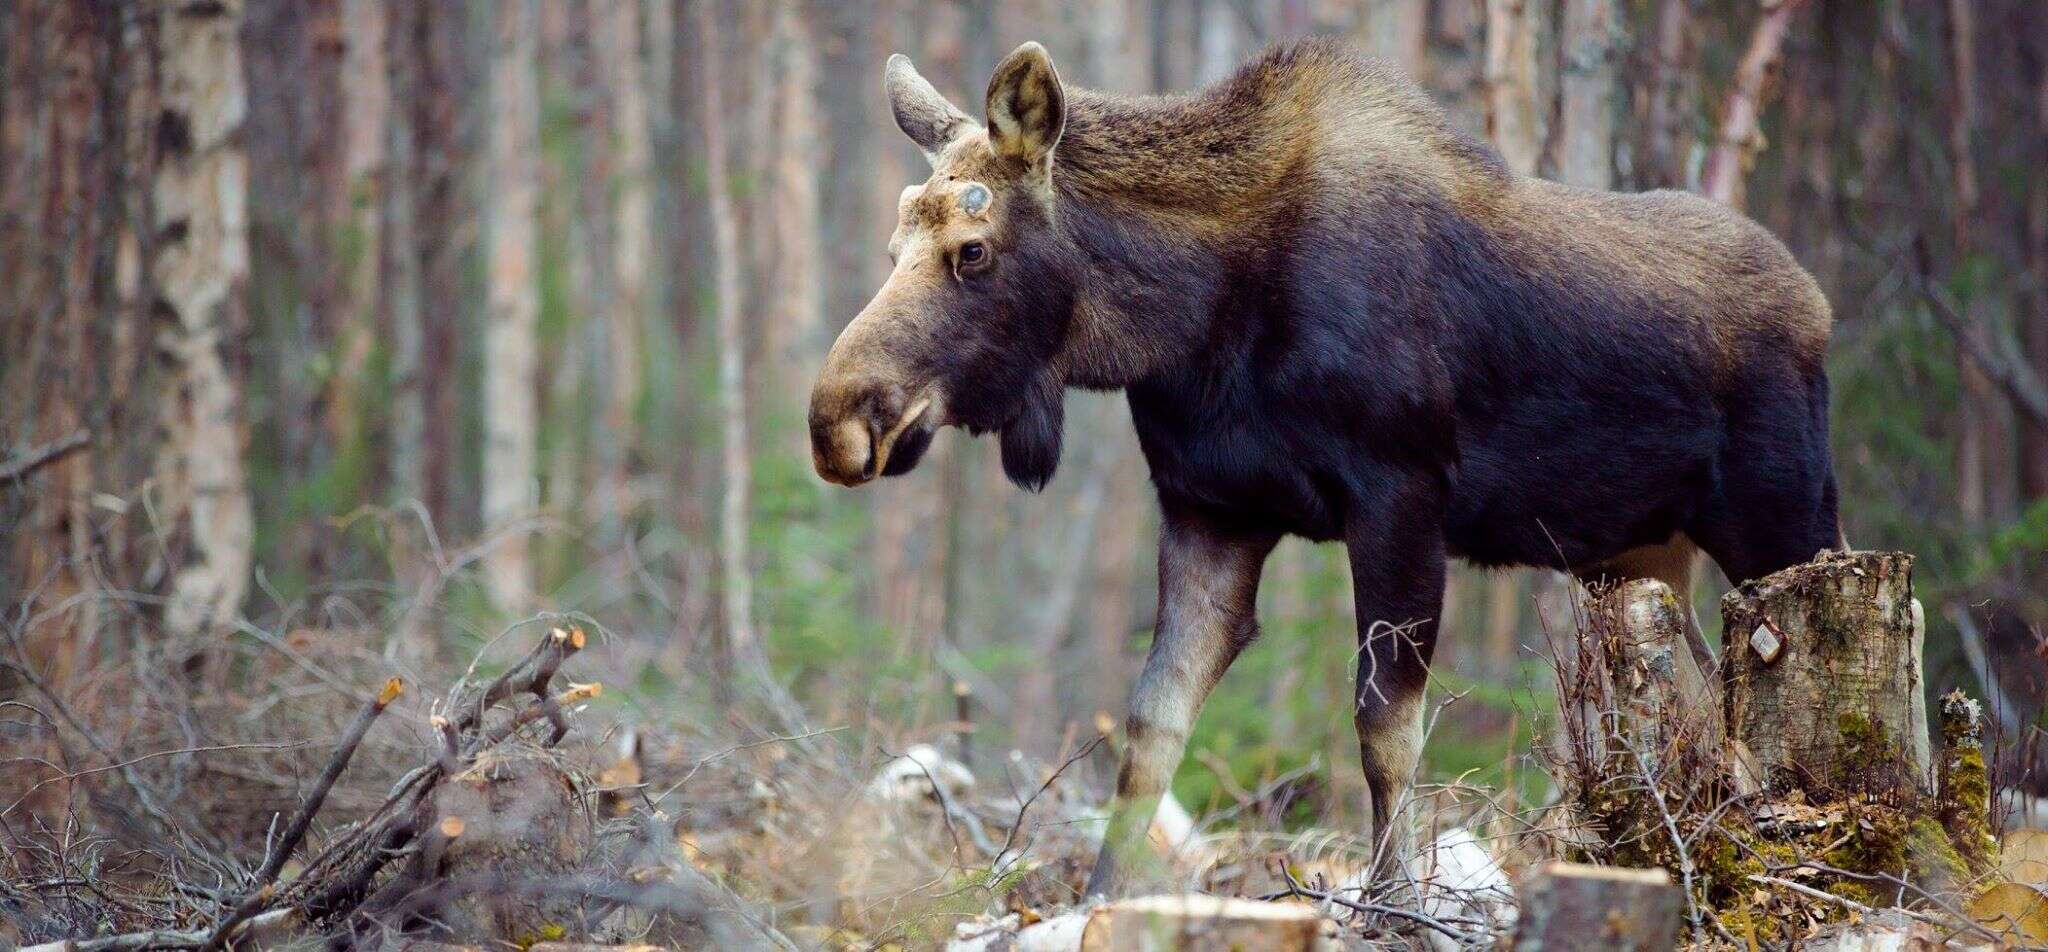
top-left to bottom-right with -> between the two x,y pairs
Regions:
483,0 -> 541,613
152,0 -> 257,657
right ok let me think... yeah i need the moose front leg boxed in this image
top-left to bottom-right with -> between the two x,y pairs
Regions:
1345,470 -> 1448,876
1084,506 -> 1277,900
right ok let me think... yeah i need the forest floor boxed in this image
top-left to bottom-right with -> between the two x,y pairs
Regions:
6,563 -> 2048,950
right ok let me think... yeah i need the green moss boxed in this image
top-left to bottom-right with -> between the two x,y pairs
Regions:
1939,691 -> 1997,872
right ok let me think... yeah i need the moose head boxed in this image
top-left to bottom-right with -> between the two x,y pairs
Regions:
808,43 -> 1077,492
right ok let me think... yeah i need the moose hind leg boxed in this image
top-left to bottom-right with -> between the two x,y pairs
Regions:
1084,507 -> 1276,899
1354,666 -> 1426,872
1345,471 -> 1448,875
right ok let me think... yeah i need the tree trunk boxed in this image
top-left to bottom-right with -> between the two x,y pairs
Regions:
596,0 -> 653,535
1564,579 -> 1726,868
1484,0 -> 1543,176
1945,0 -> 2001,530
1632,0 -> 1694,190
410,0 -> 466,537
482,0 -> 540,614
697,0 -> 774,712
764,2 -> 823,392
1482,573 -> 1522,678
2025,178 -> 2048,502
1356,0 -> 1428,79
1721,551 -> 1931,799
151,0 -> 255,647
333,0 -> 388,501
1699,0 -> 1807,208
387,0 -> 424,512
1548,0 -> 1618,188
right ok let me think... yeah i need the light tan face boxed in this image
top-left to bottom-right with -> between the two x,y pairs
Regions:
809,44 -> 1069,489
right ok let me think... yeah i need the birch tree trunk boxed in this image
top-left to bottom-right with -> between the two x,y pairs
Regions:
388,0 -> 425,511
696,0 -> 759,682
597,0 -> 653,533
1945,0 -> 1997,530
1484,0 -> 1544,176
334,0 -> 388,488
1356,0 -> 1428,79
1548,0 -> 1617,188
1632,0 -> 1693,190
1699,0 -> 1806,208
482,0 -> 541,614
153,0 -> 255,643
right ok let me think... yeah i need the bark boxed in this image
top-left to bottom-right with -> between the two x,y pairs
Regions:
1945,0 -> 1999,529
333,0 -> 389,489
1548,0 -> 1618,188
387,0 -> 425,511
409,0 -> 465,533
1356,0 -> 1428,79
764,2 -> 824,390
1511,864 -> 1680,952
1566,580 -> 1725,861
1699,0 -> 1807,207
596,0 -> 653,532
1632,0 -> 1694,190
2026,174 -> 2048,501
482,0 -> 541,613
697,0 -> 778,714
1088,451 -> 1149,718
1483,0 -> 1543,176
1428,0 -> 1489,134
1721,551 -> 1932,800
1015,448 -> 1115,753
152,0 -> 256,642
815,0 -> 879,332
1,1 -> 101,685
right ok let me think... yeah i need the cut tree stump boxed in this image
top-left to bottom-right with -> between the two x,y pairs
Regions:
1721,551 -> 1931,799
1582,579 -> 1725,776
1078,894 -> 1330,951
1511,863 -> 1680,952
1565,579 -> 1725,867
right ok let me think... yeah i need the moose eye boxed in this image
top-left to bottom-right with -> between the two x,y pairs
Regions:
958,242 -> 987,267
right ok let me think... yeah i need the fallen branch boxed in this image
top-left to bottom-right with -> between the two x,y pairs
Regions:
198,678 -> 404,952
1912,236 -> 2048,429
0,428 -> 90,483
19,908 -> 301,952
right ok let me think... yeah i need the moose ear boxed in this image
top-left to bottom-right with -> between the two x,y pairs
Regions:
985,42 -> 1064,172
886,54 -> 975,165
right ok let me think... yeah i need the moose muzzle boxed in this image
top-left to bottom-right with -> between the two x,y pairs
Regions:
807,371 -> 938,487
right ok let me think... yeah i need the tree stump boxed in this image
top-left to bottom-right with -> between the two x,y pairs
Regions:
1564,580 -> 1725,867
1511,863 -> 1680,952
1721,551 -> 1930,799
424,747 -> 595,945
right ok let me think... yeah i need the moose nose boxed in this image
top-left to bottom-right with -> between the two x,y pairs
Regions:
808,377 -> 911,487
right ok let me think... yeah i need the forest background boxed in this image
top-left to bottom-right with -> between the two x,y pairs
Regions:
3,0 -> 2045,826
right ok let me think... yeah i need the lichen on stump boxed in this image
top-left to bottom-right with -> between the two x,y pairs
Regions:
1721,550 -> 1930,800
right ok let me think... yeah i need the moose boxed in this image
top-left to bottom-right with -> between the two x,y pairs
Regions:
808,38 -> 1840,896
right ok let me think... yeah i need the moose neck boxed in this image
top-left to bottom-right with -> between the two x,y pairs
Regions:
1047,88 -> 1301,391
